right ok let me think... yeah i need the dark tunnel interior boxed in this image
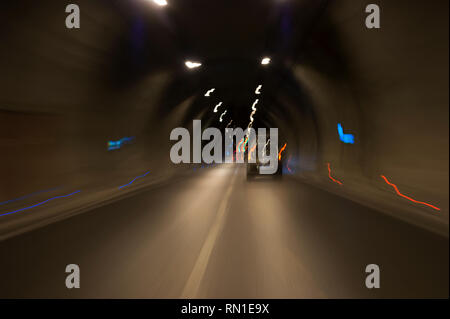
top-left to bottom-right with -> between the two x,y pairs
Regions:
0,0 -> 448,299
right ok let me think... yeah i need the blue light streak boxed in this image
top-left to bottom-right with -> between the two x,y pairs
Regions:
118,171 -> 150,189
337,123 -> 355,144
108,136 -> 135,151
0,190 -> 81,217
0,187 -> 61,206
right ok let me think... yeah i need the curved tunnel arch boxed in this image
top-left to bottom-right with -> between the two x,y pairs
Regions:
0,0 -> 447,228
0,0 -> 448,299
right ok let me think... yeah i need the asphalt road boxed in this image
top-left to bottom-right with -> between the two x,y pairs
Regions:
0,165 -> 448,298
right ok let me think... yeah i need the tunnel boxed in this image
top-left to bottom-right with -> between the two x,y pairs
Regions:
0,0 -> 448,299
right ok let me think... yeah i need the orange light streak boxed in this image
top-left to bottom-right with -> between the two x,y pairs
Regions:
241,136 -> 248,152
248,144 -> 257,161
236,138 -> 244,153
327,163 -> 343,185
278,143 -> 287,160
380,175 -> 440,211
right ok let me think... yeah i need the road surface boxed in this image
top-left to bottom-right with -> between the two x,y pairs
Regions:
0,165 -> 448,298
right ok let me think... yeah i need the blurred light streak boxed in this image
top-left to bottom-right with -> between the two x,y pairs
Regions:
252,99 -> 259,111
327,163 -> 343,185
286,156 -> 292,173
219,110 -> 227,122
278,143 -> 287,160
118,171 -> 150,189
213,102 -> 223,113
263,139 -> 270,156
241,136 -> 249,153
204,88 -> 215,97
108,136 -> 135,151
250,109 -> 256,122
255,85 -> 262,95
0,187 -> 61,206
337,123 -> 355,144
0,190 -> 81,217
237,137 -> 244,153
246,123 -> 253,134
248,144 -> 257,161
380,175 -> 441,211
236,137 -> 245,162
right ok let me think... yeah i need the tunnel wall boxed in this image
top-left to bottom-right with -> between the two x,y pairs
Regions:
290,0 -> 449,235
0,0 -> 188,238
0,0 -> 448,238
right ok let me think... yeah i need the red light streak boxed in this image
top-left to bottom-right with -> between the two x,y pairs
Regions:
236,138 -> 244,154
241,136 -> 249,152
286,156 -> 292,173
380,175 -> 440,211
327,163 -> 343,185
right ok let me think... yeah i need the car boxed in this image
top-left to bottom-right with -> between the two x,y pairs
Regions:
246,158 -> 283,180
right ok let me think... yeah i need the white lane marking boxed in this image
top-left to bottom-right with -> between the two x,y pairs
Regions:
181,171 -> 238,298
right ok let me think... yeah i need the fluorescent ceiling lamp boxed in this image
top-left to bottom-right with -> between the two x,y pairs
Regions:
185,61 -> 202,69
252,99 -> 259,111
219,110 -> 227,122
261,57 -> 271,65
214,102 -> 223,113
152,0 -> 168,6
204,88 -> 215,97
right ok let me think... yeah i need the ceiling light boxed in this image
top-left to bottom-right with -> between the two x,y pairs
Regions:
204,88 -> 215,97
261,57 -> 271,65
214,102 -> 223,113
185,60 -> 202,69
251,99 -> 259,111
219,110 -> 227,122
152,0 -> 168,6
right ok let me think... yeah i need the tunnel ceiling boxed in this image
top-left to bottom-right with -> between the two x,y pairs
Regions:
110,0 -> 330,132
